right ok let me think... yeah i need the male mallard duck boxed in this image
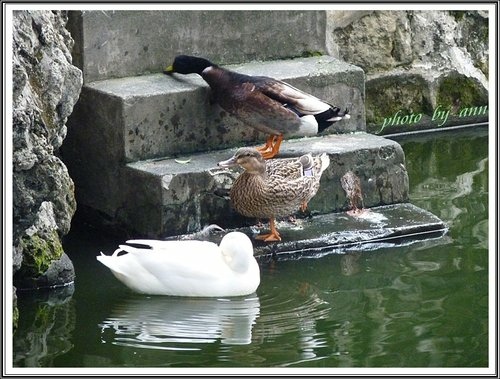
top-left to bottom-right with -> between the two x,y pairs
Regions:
218,147 -> 330,242
164,55 -> 350,159
96,232 -> 260,297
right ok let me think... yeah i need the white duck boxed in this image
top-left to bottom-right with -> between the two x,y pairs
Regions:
97,232 -> 260,297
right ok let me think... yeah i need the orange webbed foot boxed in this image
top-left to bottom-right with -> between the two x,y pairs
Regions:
256,135 -> 275,154
260,150 -> 278,159
257,135 -> 283,160
255,232 -> 281,242
255,218 -> 281,242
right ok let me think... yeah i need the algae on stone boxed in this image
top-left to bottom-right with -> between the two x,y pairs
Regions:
18,231 -> 64,277
328,10 -> 489,134
365,73 -> 433,134
436,74 -> 488,109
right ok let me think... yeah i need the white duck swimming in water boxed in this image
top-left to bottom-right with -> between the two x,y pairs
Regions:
97,232 -> 260,297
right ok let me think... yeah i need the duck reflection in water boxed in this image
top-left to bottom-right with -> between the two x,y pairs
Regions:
99,295 -> 261,346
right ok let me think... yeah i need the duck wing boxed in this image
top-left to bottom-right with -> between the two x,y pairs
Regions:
238,76 -> 346,136
252,76 -> 331,115
268,154 -> 329,211
255,77 -> 349,133
97,240 -> 226,283
124,239 -> 226,280
202,69 -> 300,135
225,81 -> 303,135
266,157 -> 303,179
266,153 -> 328,180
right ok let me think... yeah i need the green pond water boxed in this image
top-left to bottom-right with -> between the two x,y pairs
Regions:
12,127 -> 489,370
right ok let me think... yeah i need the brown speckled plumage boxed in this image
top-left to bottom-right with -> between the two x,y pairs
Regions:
218,147 -> 330,241
341,171 -> 364,211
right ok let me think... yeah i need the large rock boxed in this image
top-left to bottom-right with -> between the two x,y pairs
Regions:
12,11 -> 82,289
327,10 -> 489,134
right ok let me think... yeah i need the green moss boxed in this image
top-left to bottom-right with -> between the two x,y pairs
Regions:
450,10 -> 467,21
19,231 -> 64,276
436,75 -> 488,109
34,49 -> 44,63
28,73 -> 57,132
13,302 -> 19,331
34,304 -> 52,328
365,75 -> 433,134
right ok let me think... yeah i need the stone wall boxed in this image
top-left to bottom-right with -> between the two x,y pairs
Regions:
67,10 -> 327,83
12,10 -> 82,292
327,10 -> 489,134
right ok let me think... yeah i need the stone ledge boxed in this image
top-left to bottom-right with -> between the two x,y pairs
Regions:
169,203 -> 448,258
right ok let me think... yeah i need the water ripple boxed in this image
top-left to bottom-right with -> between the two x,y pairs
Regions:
99,294 -> 260,348
253,290 -> 331,340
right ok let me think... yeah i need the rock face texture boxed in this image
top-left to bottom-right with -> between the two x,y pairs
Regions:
327,10 -> 489,133
12,10 -> 82,289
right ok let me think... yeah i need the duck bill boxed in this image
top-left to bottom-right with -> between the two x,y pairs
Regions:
217,156 -> 238,168
163,64 -> 174,75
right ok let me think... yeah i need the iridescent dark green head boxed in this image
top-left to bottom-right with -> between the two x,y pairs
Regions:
164,55 -> 214,75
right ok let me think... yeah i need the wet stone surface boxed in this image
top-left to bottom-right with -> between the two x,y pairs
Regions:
167,203 -> 447,259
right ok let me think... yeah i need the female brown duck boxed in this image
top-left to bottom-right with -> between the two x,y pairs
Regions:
218,147 -> 330,242
165,55 -> 350,159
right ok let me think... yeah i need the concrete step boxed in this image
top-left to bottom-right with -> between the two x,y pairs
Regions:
67,10 -> 328,83
117,133 -> 409,237
66,55 -> 364,163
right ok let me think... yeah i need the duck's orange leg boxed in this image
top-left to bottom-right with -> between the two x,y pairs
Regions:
256,134 -> 284,159
256,135 -> 276,155
300,201 -> 308,212
255,218 -> 281,242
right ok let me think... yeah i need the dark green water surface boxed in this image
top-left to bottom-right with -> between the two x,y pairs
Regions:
13,127 -> 489,369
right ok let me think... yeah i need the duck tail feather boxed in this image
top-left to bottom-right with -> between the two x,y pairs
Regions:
117,244 -> 144,255
319,153 -> 331,173
125,239 -> 166,249
324,105 -> 351,122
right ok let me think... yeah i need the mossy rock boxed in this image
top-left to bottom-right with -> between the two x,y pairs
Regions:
366,71 -> 488,135
18,231 -> 64,278
365,74 -> 433,134
436,74 -> 488,109
449,10 -> 467,21
13,288 -> 19,330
